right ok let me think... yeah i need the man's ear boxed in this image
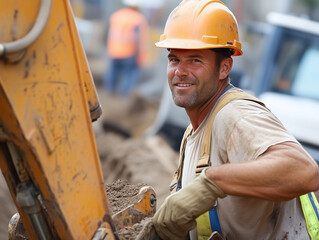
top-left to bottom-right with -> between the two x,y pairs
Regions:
219,57 -> 233,80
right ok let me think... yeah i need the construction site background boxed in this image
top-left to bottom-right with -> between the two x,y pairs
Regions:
69,0 -> 319,100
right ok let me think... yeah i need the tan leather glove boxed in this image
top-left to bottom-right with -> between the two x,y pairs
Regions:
153,168 -> 226,240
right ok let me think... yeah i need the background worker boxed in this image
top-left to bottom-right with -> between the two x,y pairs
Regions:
103,0 -> 149,96
152,0 -> 319,239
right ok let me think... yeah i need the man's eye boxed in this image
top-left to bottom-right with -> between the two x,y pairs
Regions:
169,58 -> 179,62
193,59 -> 200,63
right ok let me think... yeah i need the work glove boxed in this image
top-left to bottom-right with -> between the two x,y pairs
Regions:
153,168 -> 226,240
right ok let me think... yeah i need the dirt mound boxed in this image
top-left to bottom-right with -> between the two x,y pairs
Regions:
96,91 -> 178,206
98,134 -> 177,207
97,91 -> 177,239
117,217 -> 158,240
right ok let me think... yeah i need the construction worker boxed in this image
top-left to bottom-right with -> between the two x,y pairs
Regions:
152,0 -> 319,239
103,0 -> 149,96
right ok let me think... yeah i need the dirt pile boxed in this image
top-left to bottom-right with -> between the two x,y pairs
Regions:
96,91 -> 179,207
117,217 -> 158,240
97,91 -> 177,239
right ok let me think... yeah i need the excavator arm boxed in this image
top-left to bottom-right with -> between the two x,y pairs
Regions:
0,0 -> 124,239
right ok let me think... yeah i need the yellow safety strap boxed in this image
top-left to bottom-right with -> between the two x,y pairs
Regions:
169,125 -> 193,193
196,91 -> 264,173
300,192 -> 319,240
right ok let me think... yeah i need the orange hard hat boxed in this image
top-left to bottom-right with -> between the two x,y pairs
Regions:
155,0 -> 242,56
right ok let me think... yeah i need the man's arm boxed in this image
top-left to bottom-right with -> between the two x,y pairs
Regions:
206,141 -> 319,201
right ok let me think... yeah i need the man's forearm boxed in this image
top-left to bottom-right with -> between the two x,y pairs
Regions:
205,142 -> 319,201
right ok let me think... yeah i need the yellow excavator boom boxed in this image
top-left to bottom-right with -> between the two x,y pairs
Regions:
0,0 -> 118,239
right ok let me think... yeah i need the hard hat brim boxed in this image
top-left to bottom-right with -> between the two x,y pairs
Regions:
155,39 -> 242,56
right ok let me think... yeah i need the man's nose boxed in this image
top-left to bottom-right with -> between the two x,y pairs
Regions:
175,62 -> 188,77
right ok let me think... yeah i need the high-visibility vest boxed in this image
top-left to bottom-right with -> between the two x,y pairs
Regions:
300,192 -> 319,240
107,8 -> 149,66
170,90 -> 319,239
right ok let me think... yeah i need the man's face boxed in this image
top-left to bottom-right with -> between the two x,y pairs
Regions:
167,49 -> 221,110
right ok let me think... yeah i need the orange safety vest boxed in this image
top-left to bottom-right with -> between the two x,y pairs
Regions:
107,8 -> 149,66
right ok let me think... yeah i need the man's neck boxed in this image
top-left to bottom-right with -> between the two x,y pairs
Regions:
187,83 -> 231,131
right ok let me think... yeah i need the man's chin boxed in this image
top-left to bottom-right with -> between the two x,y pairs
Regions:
173,97 -> 194,109
174,102 -> 185,108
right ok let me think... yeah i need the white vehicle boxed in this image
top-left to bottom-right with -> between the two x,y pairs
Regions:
255,12 -> 319,162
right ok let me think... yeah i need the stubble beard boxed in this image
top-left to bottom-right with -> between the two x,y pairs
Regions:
172,91 -> 198,109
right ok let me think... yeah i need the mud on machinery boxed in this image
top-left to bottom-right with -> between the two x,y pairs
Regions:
0,0 -> 159,239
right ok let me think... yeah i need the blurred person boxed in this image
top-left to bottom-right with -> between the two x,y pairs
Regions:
152,0 -> 319,239
103,0 -> 149,96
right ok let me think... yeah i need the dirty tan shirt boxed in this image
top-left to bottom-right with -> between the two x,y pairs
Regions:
181,89 -> 310,240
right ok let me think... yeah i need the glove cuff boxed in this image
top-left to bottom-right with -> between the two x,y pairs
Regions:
200,168 -> 226,198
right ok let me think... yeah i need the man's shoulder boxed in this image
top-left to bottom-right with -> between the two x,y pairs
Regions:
213,87 -> 266,117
